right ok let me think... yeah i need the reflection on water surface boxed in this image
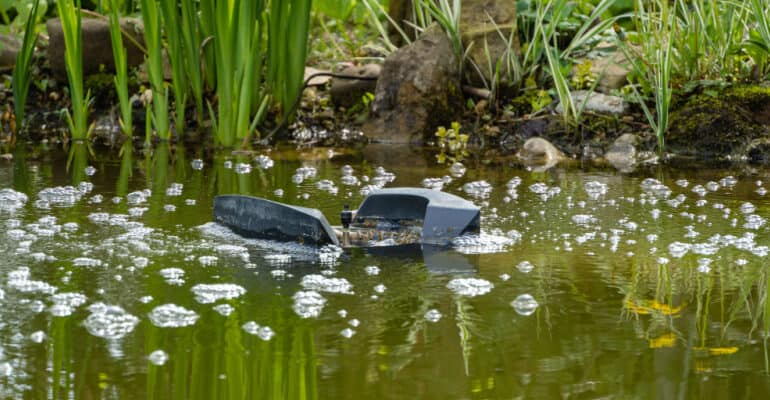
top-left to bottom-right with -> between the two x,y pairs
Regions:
0,143 -> 769,399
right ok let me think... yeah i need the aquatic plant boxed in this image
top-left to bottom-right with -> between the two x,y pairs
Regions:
208,0 -> 269,147
108,0 -> 132,136
140,0 -> 170,140
159,0 -> 187,136
56,0 -> 92,140
267,0 -> 312,119
11,0 -> 42,133
180,0 -> 204,121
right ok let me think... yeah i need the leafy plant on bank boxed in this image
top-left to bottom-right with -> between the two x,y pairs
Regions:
159,0 -> 187,136
56,0 -> 92,140
107,0 -> 132,136
11,0 -> 42,133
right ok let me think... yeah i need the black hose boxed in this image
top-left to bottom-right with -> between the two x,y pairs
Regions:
261,72 -> 379,143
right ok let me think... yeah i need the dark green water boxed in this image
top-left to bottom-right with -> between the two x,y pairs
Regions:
1,142 -> 769,399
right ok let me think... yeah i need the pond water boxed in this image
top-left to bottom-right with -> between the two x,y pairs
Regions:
1,142 -> 769,399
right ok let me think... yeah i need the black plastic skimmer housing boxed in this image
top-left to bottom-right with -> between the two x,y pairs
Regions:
213,187 -> 480,247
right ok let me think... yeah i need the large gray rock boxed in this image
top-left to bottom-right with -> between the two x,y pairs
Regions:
555,90 -> 628,115
364,24 -> 463,143
330,64 -> 381,109
47,17 -> 144,79
460,0 -> 518,87
0,33 -> 21,70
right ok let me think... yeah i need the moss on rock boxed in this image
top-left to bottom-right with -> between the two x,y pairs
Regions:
667,85 -> 770,160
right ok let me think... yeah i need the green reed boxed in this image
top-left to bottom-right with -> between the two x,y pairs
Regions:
108,0 -> 132,136
267,0 -> 312,119
746,0 -> 770,77
208,0 -> 269,147
12,0 -> 41,133
159,0 -> 187,136
56,0 -> 92,140
627,0 -> 674,153
140,0 -> 170,140
180,0 -> 204,121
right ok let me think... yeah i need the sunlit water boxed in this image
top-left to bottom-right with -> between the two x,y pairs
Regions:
1,143 -> 769,399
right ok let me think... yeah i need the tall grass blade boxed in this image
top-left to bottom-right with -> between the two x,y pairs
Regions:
160,0 -> 188,136
140,0 -> 170,140
108,0 -> 132,136
12,0 -> 41,133
56,0 -> 92,140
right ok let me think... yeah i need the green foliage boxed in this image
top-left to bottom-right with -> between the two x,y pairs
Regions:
267,0 -> 312,120
314,0 -> 356,20
11,0 -> 42,132
159,0 -> 187,136
107,0 -> 131,136
139,0 -> 169,140
208,0 -> 269,147
0,0 -> 48,31
56,0 -> 92,140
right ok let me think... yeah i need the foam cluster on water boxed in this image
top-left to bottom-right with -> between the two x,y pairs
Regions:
7,267 -> 56,294
49,292 -> 87,317
0,189 -> 28,212
191,283 -> 246,304
446,278 -> 494,297
84,303 -> 139,339
451,233 -> 515,254
149,304 -> 199,327
292,290 -> 327,318
36,186 -> 84,208
301,274 -> 353,294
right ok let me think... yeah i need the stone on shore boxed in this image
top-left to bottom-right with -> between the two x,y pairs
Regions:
364,24 -> 462,143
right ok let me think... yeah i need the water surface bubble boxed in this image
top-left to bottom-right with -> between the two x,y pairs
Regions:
340,328 -> 356,338
213,304 -> 234,317
373,284 -> 387,294
584,181 -> 608,199
668,242 -> 691,258
424,309 -> 442,322
517,261 -> 534,273
292,290 -> 327,318
242,321 -> 260,335
84,304 -> 139,339
148,350 -> 169,366
446,278 -> 493,297
511,294 -> 539,316
255,155 -> 274,169
449,162 -> 466,177
273,189 -> 284,197
191,283 -> 246,304
364,265 -> 380,276
149,304 -> 199,328
256,326 -> 275,341
422,177 -> 446,190
29,331 -> 46,343
191,159 -> 204,170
